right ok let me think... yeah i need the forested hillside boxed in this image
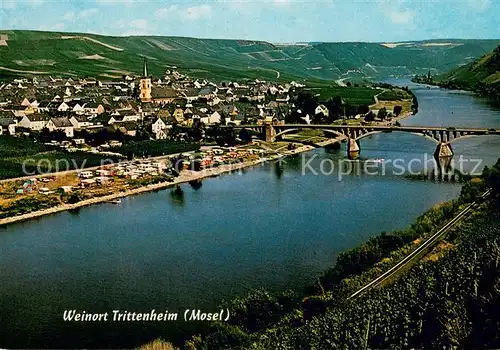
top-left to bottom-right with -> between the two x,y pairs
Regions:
433,45 -> 500,97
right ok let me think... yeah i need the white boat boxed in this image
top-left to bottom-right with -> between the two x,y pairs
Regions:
106,199 -> 121,204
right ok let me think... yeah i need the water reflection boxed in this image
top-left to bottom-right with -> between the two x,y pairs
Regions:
189,180 -> 203,191
170,185 -> 185,206
274,162 -> 284,180
68,208 -> 81,215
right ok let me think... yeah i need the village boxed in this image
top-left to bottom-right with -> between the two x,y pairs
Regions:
0,58 -> 412,142
0,59 -> 308,141
0,59 -> 413,222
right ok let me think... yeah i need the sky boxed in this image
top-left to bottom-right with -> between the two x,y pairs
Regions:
0,0 -> 499,43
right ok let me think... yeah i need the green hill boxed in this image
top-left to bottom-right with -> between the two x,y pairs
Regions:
435,45 -> 500,96
0,30 -> 499,82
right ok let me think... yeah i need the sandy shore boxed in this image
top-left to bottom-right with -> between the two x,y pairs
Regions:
0,145 -> 314,227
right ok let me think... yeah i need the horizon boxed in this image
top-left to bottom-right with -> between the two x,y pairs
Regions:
2,28 -> 500,45
1,0 -> 499,43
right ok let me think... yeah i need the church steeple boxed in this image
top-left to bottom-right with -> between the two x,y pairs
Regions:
143,57 -> 148,77
139,57 -> 152,102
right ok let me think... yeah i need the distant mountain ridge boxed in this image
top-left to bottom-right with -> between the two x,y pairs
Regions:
435,44 -> 500,96
0,30 -> 499,82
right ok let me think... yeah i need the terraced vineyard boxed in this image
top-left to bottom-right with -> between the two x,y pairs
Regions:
1,31 -> 500,82
185,161 -> 500,349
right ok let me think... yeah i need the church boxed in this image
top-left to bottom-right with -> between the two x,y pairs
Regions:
139,58 -> 152,102
139,58 -> 180,105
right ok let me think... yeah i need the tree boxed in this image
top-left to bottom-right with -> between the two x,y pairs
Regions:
483,159 -> 500,197
377,107 -> 387,120
286,110 -> 302,124
239,128 -> 252,143
294,92 -> 319,117
364,111 -> 375,122
393,105 -> 403,116
357,104 -> 370,115
325,96 -> 343,119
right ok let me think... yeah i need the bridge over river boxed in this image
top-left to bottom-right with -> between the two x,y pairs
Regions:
220,123 -> 500,159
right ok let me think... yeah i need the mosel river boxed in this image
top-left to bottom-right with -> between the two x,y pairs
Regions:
1,81 -> 499,348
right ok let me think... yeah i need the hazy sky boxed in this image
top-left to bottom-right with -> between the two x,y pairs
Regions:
1,0 -> 499,42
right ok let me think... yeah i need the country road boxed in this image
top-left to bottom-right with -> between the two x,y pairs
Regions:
348,189 -> 491,300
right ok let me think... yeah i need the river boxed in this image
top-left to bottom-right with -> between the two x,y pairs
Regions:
0,81 -> 499,348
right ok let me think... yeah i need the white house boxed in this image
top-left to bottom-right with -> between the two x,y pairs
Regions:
83,103 -> 105,115
46,117 -> 74,137
17,114 -> 48,130
209,111 -> 222,124
69,115 -> 92,129
57,102 -> 70,112
152,116 -> 173,133
72,103 -> 85,114
315,104 -> 329,117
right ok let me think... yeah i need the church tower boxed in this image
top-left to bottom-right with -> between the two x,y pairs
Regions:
139,57 -> 152,102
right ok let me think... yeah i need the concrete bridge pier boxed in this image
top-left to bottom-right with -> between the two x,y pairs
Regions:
434,141 -> 454,178
434,142 -> 454,158
347,138 -> 360,160
265,124 -> 276,142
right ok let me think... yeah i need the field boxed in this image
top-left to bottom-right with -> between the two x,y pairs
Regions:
0,136 -> 121,180
1,31 -> 500,82
115,140 -> 200,158
377,88 -> 412,101
303,86 -> 380,105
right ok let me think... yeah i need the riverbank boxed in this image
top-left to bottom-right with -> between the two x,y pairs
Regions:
0,144 -> 314,227
183,172 -> 496,349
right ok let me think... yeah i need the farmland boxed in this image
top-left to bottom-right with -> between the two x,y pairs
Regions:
302,86 -> 381,105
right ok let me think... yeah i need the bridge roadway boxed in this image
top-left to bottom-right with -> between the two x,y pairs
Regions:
223,124 -> 499,134
220,124 -> 500,145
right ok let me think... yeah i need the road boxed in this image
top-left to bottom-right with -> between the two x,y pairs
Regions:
227,124 -> 500,134
348,189 -> 491,300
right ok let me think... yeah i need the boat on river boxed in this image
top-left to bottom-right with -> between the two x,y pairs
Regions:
106,199 -> 121,204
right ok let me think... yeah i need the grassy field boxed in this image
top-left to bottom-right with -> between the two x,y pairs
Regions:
303,86 -> 379,105
115,140 -> 200,158
0,151 -> 124,180
377,89 -> 412,101
0,136 -> 122,179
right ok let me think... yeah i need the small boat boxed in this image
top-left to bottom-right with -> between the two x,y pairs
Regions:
106,199 -> 121,204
